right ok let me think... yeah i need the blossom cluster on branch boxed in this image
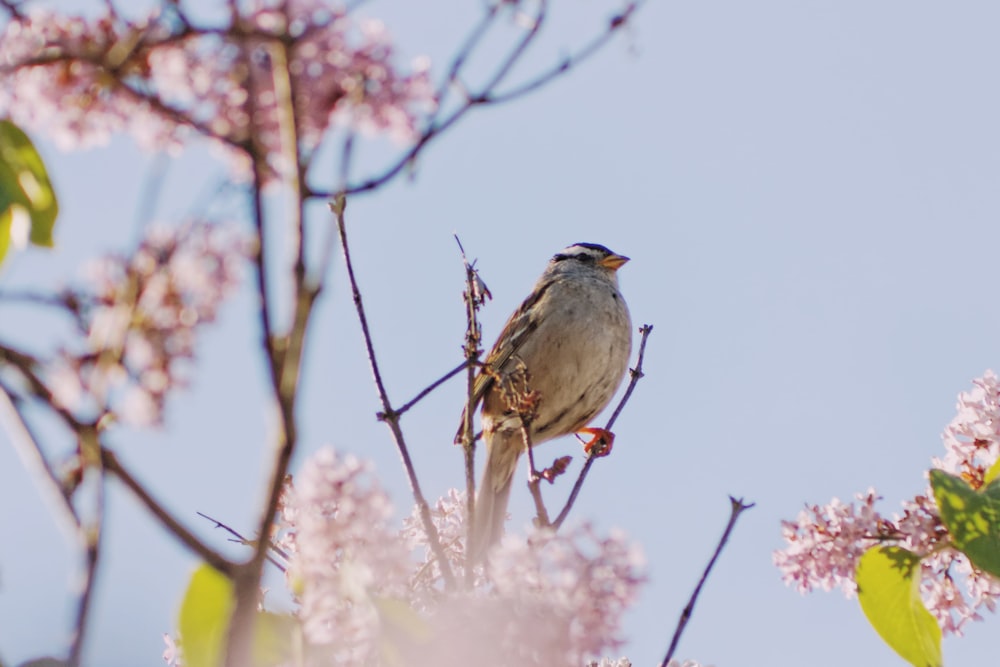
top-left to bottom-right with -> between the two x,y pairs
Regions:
0,0 -> 433,179
774,371 -> 1000,635
48,221 -> 251,426
262,446 -> 647,667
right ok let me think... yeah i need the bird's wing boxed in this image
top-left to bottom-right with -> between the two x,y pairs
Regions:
454,282 -> 551,442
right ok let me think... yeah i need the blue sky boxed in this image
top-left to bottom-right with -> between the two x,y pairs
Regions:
3,1 -> 1000,666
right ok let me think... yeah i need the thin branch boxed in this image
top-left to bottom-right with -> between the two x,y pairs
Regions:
196,512 -> 288,572
305,1 -> 644,198
392,360 -> 471,419
67,428 -> 105,667
0,342 -> 90,433
429,2 -> 502,120
553,324 -> 652,529
332,196 -> 456,588
455,235 -> 489,580
0,0 -> 24,20
521,420 -> 550,527
101,448 -> 238,576
661,497 -> 755,667
477,0 -> 548,94
486,2 -> 641,105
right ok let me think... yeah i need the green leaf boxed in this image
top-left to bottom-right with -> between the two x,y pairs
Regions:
0,119 -> 58,265
856,546 -> 942,667
178,564 -> 234,667
0,207 -> 12,266
930,468 -> 1000,577
177,565 -> 299,667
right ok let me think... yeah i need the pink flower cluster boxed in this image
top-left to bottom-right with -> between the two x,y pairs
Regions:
774,488 -> 886,596
280,448 -> 646,667
774,371 -> 1000,635
285,447 -> 410,663
50,222 -> 249,426
0,1 -> 434,179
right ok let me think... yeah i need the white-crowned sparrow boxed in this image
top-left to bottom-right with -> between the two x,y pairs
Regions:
460,242 -> 633,559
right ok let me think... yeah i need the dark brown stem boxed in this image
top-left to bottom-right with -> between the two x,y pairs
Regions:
332,196 -> 456,588
454,235 -> 488,574
521,421 -> 550,527
102,448 -> 238,576
306,1 -> 645,199
0,342 -> 89,432
552,324 -> 652,529
485,2 -> 640,105
661,497 -> 755,667
228,27 -> 318,666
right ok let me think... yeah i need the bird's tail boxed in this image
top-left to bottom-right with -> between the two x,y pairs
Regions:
468,433 -> 521,563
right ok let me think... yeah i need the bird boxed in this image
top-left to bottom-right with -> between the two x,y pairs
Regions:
459,242 -> 633,560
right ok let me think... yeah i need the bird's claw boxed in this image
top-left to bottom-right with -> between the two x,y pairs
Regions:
578,427 -> 615,457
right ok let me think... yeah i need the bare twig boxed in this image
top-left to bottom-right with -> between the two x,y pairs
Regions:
332,196 -> 456,588
521,421 -> 551,527
661,497 -> 755,667
552,324 -> 652,529
196,512 -> 288,572
430,3 -> 502,120
391,360 -> 472,419
306,1 -> 645,198
486,2 -> 641,105
455,235 -> 489,564
101,448 -> 237,576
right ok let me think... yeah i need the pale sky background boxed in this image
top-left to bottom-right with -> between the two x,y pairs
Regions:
3,1 -> 1000,666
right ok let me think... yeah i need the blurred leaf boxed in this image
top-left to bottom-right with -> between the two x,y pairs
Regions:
0,207 -> 11,265
0,119 -> 59,266
856,545 -> 941,667
930,468 -> 1000,577
252,612 -> 297,667
178,564 -> 233,667
373,596 -> 430,666
177,565 -> 299,667
983,458 -> 1000,486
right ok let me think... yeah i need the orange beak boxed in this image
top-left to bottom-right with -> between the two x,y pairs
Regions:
599,253 -> 630,271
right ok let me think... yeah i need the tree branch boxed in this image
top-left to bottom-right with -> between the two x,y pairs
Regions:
101,448 -> 237,576
331,195 -> 456,588
307,1 -> 645,198
455,235 -> 489,567
661,497 -> 755,667
392,360 -> 471,419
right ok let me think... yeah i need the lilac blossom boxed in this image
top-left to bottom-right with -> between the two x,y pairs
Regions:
775,371 -> 1000,635
281,448 -> 646,666
0,2 -> 434,180
49,221 -> 249,426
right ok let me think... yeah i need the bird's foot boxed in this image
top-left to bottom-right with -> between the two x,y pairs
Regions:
578,427 -> 615,457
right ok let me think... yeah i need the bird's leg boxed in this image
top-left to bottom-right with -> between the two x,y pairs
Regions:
577,427 -> 615,457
